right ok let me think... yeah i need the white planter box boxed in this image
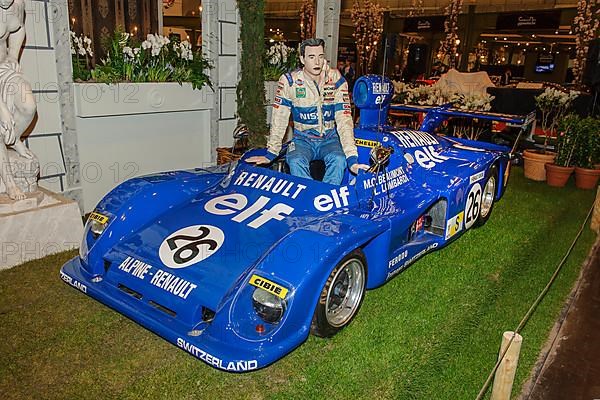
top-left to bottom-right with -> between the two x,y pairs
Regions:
74,82 -> 215,213
74,82 -> 214,117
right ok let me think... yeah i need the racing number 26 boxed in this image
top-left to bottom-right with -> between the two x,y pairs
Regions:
464,183 -> 482,229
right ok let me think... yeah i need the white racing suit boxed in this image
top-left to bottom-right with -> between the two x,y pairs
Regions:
265,69 -> 359,183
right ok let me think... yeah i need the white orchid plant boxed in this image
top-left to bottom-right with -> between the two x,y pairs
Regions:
264,42 -> 298,81
70,31 -> 94,81
393,84 -> 495,140
71,30 -> 211,90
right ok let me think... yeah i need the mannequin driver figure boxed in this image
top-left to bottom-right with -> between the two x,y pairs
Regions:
246,38 -> 368,185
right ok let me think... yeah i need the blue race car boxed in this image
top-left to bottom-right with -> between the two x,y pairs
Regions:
61,76 -> 523,372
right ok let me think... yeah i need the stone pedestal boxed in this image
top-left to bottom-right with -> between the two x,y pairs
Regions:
0,188 -> 83,270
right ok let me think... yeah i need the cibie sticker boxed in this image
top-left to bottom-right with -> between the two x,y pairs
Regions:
249,274 -> 289,299
159,225 -> 224,269
445,211 -> 464,239
464,183 -> 482,230
89,211 -> 109,225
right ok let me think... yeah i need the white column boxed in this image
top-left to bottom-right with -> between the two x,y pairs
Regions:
202,0 -> 240,158
315,0 -> 341,66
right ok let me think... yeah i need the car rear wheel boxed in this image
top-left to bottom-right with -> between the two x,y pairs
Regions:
311,250 -> 367,338
475,166 -> 498,227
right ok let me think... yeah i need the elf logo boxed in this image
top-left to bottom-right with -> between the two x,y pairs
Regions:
204,194 -> 294,229
414,146 -> 449,169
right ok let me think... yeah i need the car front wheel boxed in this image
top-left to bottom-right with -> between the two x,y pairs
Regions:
311,250 -> 367,338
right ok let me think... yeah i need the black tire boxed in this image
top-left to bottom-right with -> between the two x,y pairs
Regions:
311,250 -> 367,338
475,165 -> 498,227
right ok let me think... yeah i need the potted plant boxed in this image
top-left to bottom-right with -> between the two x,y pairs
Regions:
545,114 -> 578,187
523,87 -> 579,181
264,41 -> 298,81
573,117 -> 600,190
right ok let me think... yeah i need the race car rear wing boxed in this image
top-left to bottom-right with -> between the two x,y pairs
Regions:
388,103 -> 536,155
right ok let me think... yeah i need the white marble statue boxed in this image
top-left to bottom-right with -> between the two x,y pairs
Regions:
0,0 -> 38,200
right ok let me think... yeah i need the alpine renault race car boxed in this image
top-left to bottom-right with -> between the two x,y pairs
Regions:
60,76 -> 522,372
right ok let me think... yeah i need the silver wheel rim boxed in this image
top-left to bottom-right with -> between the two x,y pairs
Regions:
325,258 -> 365,327
480,175 -> 496,219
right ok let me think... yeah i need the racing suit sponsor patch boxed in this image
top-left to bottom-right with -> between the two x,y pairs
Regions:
296,87 -> 306,98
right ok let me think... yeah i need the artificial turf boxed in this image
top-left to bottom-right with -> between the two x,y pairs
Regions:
0,167 -> 596,400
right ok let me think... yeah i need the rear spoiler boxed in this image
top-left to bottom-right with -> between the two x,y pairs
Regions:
389,103 -> 536,155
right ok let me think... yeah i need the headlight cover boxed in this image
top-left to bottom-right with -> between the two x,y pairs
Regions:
88,211 -> 110,238
252,288 -> 286,324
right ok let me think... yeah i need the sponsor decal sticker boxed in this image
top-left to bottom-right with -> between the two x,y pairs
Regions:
355,138 -> 378,148
296,87 -> 306,98
387,243 -> 439,279
60,271 -> 87,293
362,166 -> 409,195
388,250 -> 408,269
391,130 -> 439,148
295,78 -> 303,86
89,211 -> 109,225
249,274 -> 289,299
313,186 -> 350,211
117,256 -> 198,299
205,193 -> 295,229
177,338 -> 258,371
372,81 -> 391,95
159,225 -> 224,268
413,146 -> 449,169
445,211 -> 464,239
470,171 -> 485,184
232,173 -> 306,198
464,183 -> 482,229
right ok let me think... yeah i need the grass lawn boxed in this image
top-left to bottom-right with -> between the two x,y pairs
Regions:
0,167 -> 596,400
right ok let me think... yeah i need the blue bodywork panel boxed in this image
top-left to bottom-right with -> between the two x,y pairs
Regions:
61,75 -> 512,372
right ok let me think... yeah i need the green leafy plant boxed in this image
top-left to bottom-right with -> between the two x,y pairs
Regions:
264,42 -> 299,81
554,114 -> 580,167
534,87 -> 579,152
572,117 -> 600,169
237,0 -> 268,147
72,30 -> 212,90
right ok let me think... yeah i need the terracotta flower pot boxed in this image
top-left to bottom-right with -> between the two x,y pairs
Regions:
522,150 -> 556,181
545,164 -> 575,187
574,167 -> 600,190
